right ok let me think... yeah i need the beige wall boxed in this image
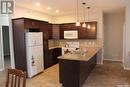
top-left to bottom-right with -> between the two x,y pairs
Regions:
104,10 -> 125,61
124,3 -> 130,69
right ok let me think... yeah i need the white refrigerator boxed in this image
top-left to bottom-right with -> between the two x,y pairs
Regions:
26,32 -> 44,78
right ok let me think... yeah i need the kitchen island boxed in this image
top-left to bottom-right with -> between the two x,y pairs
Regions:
58,47 -> 101,87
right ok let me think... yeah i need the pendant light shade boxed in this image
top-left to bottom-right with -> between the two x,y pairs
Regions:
75,1 -> 91,28
82,22 -> 87,27
87,7 -> 91,29
87,24 -> 91,29
76,0 -> 80,26
76,21 -> 81,26
82,3 -> 86,28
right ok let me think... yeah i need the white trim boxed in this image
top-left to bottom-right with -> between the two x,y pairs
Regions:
103,59 -> 122,62
9,15 -> 15,69
101,48 -> 104,64
97,62 -> 103,65
0,68 -> 4,71
0,25 -> 5,70
123,22 -> 126,71
124,67 -> 130,70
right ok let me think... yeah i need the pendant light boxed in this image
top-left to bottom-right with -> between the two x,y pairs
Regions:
82,3 -> 86,28
76,0 -> 80,26
87,7 -> 91,29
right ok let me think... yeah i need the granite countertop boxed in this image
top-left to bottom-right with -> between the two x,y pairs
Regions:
58,47 -> 101,61
49,46 -> 62,50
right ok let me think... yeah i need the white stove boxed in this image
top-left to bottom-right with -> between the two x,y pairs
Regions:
62,42 -> 79,55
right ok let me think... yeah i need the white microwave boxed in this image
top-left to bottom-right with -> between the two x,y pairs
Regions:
64,31 -> 78,39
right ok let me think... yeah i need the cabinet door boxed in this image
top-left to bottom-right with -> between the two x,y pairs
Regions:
79,22 -> 97,39
52,24 -> 60,39
24,19 -> 40,29
59,24 -> 64,39
86,22 -> 97,39
44,49 -> 54,69
78,26 -> 88,39
43,40 -> 49,69
40,22 -> 49,40
53,48 -> 62,63
48,24 -> 53,39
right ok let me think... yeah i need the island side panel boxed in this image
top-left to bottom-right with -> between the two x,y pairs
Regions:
79,54 -> 97,86
59,54 -> 97,87
59,59 -> 80,87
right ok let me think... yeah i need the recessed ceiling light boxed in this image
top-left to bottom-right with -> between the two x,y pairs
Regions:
56,10 -> 60,13
47,7 -> 51,10
36,2 -> 40,6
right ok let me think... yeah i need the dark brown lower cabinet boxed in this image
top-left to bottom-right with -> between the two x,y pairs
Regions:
53,48 -> 62,63
44,48 -> 61,69
59,54 -> 97,87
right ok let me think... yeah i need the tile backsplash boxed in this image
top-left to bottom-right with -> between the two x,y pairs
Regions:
49,39 -> 103,48
49,40 -> 59,47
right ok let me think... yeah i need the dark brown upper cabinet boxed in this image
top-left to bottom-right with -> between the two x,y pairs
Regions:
51,24 -> 60,39
48,24 -> 53,39
59,23 -> 78,39
78,22 -> 97,39
24,18 -> 40,29
59,22 -> 97,39
39,21 -> 50,40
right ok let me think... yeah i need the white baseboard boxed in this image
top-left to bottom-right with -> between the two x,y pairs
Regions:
103,59 -> 122,62
124,67 -> 130,70
0,68 -> 4,71
97,62 -> 103,65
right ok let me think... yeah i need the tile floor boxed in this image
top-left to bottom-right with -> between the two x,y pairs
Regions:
0,61 -> 130,87
4,55 -> 11,69
83,61 -> 130,87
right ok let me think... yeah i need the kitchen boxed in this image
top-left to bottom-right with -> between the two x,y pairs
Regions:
0,0 -> 130,87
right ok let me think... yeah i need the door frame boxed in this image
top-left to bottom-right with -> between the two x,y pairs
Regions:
0,25 -> 11,70
0,25 -> 5,71
0,18 -> 15,71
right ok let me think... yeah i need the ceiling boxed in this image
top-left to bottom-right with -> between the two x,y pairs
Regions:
15,0 -> 127,15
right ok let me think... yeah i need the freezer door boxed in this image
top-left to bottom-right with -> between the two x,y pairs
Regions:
27,45 -> 44,78
26,32 -> 43,46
